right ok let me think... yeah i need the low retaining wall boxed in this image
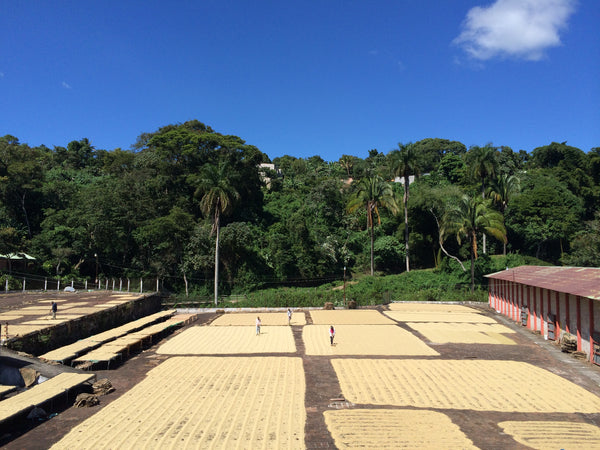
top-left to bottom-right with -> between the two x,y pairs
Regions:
6,294 -> 162,356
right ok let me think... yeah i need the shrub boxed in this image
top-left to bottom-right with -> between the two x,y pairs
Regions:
167,264 -> 513,308
0,274 -> 21,291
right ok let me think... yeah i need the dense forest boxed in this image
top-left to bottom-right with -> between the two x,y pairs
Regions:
1,120 -> 599,298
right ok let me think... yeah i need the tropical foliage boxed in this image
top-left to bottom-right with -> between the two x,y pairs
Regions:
347,176 -> 399,276
442,195 -> 506,292
388,142 -> 421,272
0,125 -> 598,299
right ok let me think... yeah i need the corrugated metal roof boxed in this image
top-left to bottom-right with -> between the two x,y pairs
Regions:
0,252 -> 36,260
486,266 -> 600,300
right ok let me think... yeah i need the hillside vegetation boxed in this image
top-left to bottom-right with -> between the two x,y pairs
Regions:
1,122 -> 598,301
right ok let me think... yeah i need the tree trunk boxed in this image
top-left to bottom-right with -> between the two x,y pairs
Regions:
430,209 -> 466,272
370,221 -> 374,276
214,212 -> 221,306
481,183 -> 487,254
73,258 -> 85,271
20,192 -> 32,239
470,241 -> 475,293
560,238 -> 564,259
404,176 -> 410,272
470,231 -> 478,293
501,205 -> 507,256
183,272 -> 189,297
404,201 -> 410,272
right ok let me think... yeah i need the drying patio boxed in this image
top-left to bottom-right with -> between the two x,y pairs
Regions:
3,301 -> 600,449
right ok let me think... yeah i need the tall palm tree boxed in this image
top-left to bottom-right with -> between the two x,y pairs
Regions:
389,143 -> 421,272
442,195 -> 506,292
195,162 -> 240,305
339,154 -> 355,178
347,176 -> 399,276
466,145 -> 498,254
488,173 -> 520,255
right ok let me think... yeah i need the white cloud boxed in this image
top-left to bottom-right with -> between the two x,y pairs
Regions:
62,81 -> 72,89
454,0 -> 576,61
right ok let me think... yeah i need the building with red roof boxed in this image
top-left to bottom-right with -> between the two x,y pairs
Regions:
486,266 -> 600,364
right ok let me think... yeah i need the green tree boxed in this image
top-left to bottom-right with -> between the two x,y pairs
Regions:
347,176 -> 399,276
412,138 -> 466,172
51,247 -> 74,276
0,225 -> 24,272
488,173 -> 520,255
182,223 -> 215,296
54,138 -> 97,170
97,148 -> 136,175
530,142 -> 597,220
437,153 -> 467,184
195,162 -> 240,305
134,120 -> 266,222
389,142 -> 421,272
588,148 -> 600,186
365,149 -> 387,177
530,141 -> 586,170
0,136 -> 49,238
373,235 -> 405,273
33,173 -> 139,279
442,195 -> 506,292
561,211 -> 600,267
506,171 -> 584,261
496,146 -> 525,175
465,144 -> 498,254
218,222 -> 270,292
339,154 -> 358,178
133,207 -> 195,280
411,181 -> 465,270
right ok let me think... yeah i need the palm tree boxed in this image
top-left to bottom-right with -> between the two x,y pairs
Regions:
389,143 -> 421,272
442,195 -> 506,292
466,145 -> 498,254
347,176 -> 399,275
488,173 -> 520,255
339,154 -> 355,178
195,162 -> 240,305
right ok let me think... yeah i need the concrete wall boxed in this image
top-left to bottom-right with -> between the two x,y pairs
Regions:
6,293 -> 162,356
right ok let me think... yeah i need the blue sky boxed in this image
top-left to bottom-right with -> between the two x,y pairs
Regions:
1,0 -> 598,161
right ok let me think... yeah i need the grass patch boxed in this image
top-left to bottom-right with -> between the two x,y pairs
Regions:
164,255 -> 549,308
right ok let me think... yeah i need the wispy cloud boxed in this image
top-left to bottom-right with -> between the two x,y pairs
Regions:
454,0 -> 576,61
62,81 -> 72,89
